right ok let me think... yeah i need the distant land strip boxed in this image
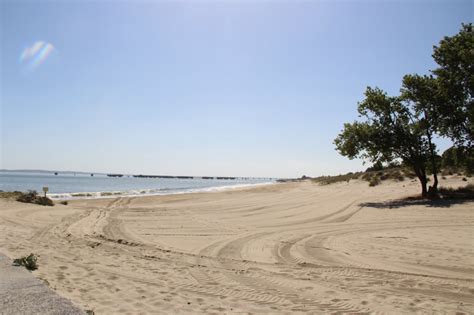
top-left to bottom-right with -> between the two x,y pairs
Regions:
112,174 -> 274,180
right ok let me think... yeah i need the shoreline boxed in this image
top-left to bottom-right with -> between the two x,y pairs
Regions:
47,180 -> 277,200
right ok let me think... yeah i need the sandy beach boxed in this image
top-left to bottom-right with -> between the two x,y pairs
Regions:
0,177 -> 473,314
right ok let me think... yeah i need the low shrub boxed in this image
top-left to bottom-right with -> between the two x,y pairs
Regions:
16,190 -> 38,203
369,177 -> 381,187
13,253 -> 38,271
439,184 -> 474,200
16,190 -> 54,206
59,200 -> 68,205
35,196 -> 54,206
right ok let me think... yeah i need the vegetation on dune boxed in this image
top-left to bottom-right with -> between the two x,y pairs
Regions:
441,146 -> 474,175
334,23 -> 473,198
438,184 -> 474,200
0,191 -> 23,199
368,177 -> 381,187
16,190 -> 54,206
312,166 -> 410,187
1,190 -> 56,206
311,159 -> 472,191
311,172 -> 362,185
16,190 -> 39,203
0,190 -> 56,206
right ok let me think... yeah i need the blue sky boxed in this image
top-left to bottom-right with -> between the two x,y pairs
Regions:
1,0 -> 471,177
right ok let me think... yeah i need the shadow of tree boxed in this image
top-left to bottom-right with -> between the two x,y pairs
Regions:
359,198 -> 473,209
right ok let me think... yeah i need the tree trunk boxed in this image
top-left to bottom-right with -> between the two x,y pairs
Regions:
419,175 -> 428,198
428,172 -> 439,198
426,132 -> 439,194
413,166 -> 428,198
424,110 -> 439,197
432,172 -> 438,190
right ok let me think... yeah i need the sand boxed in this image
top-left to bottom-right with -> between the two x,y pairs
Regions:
0,176 -> 473,314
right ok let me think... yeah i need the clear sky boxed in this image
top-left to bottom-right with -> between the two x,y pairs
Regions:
1,0 -> 471,178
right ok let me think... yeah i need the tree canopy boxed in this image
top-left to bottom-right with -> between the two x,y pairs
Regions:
334,87 -> 434,197
432,23 -> 473,147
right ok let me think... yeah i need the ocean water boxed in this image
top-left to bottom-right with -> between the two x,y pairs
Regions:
0,171 -> 274,199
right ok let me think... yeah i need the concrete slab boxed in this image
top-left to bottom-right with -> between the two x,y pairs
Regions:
0,253 -> 84,315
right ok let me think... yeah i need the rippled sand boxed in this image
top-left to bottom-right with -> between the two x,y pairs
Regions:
1,177 -> 473,314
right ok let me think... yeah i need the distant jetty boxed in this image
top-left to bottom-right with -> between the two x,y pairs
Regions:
133,175 -> 195,179
131,174 -> 239,180
133,175 -> 170,178
102,173 -> 274,181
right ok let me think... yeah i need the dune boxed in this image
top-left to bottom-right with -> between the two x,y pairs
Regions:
0,176 -> 473,314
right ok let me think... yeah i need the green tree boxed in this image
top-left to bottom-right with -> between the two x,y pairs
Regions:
432,23 -> 473,147
334,24 -> 472,197
334,87 -> 436,197
400,74 -> 441,193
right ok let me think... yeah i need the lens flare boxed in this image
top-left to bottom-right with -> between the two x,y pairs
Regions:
20,41 -> 55,68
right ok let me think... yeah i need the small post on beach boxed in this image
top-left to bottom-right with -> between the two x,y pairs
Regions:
42,186 -> 49,197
